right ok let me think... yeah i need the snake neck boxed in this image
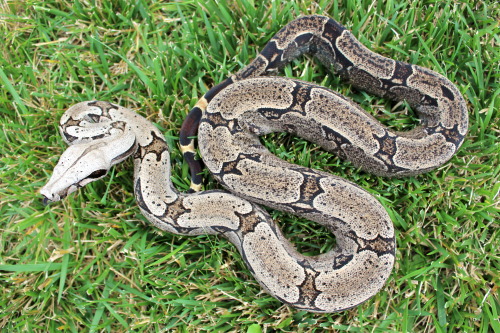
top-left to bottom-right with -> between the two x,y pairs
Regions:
103,107 -> 183,214
82,103 -> 183,222
132,126 -> 181,213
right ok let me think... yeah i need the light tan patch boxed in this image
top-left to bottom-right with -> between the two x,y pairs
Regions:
178,192 -> 252,230
195,97 -> 208,110
314,177 -> 394,239
314,252 -> 394,311
336,31 -> 396,80
242,222 -> 305,303
180,141 -> 196,154
206,78 -> 295,120
223,158 -> 304,204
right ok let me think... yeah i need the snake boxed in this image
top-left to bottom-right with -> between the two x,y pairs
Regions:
41,15 -> 468,313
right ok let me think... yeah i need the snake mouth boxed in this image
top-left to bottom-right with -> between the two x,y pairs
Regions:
41,187 -> 73,205
40,186 -> 69,205
42,196 -> 51,206
42,195 -> 65,206
40,169 -> 108,206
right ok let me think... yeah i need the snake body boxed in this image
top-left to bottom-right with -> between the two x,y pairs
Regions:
41,16 -> 467,313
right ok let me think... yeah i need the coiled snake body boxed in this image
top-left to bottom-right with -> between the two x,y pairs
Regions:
41,16 -> 467,312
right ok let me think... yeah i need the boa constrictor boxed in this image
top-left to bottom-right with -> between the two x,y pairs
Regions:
41,15 -> 467,313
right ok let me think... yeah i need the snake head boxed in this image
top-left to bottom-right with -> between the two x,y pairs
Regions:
40,128 -> 137,204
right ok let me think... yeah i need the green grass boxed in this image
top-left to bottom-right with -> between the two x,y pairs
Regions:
1,0 -> 498,331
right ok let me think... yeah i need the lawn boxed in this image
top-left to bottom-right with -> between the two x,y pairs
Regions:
0,0 -> 498,332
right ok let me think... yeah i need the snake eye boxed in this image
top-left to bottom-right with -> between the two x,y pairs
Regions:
88,169 -> 108,179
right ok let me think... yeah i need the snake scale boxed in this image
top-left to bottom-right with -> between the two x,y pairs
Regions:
41,15 -> 467,313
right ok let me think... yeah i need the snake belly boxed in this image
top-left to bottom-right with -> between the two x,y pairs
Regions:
41,15 -> 467,313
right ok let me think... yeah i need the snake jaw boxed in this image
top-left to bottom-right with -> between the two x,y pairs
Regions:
41,127 -> 136,204
40,142 -> 112,203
